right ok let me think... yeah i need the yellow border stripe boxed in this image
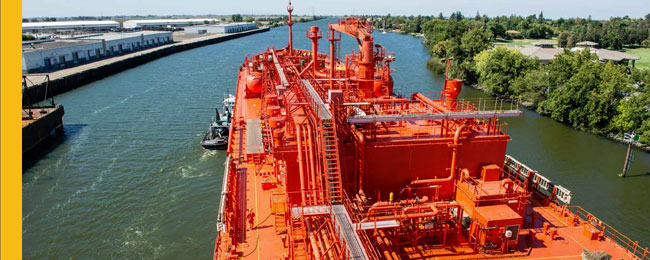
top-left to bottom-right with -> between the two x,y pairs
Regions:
1,0 -> 23,258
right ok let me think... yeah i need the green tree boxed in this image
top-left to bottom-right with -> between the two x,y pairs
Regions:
611,93 -> 649,134
22,34 -> 35,41
231,14 -> 243,22
457,27 -> 493,82
474,47 -> 538,96
639,118 -> 650,145
487,20 -> 505,38
544,49 -> 595,88
542,62 -> 600,127
557,31 -> 571,48
511,69 -> 548,107
584,62 -> 626,129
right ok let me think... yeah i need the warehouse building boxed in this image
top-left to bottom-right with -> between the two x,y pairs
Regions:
22,21 -> 121,33
184,22 -> 258,34
22,31 -> 173,73
123,19 -> 218,30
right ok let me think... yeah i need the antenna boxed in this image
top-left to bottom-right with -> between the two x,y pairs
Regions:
287,1 -> 294,53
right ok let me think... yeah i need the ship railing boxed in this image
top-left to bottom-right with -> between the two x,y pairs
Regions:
565,205 -> 649,260
390,91 -> 521,117
337,17 -> 373,34
504,155 -> 648,259
503,155 -> 572,205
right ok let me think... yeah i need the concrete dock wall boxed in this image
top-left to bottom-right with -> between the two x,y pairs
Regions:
24,27 -> 270,105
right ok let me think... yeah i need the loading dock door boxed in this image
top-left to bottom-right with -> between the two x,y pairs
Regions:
43,58 -> 51,69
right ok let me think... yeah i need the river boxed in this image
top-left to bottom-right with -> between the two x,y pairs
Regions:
23,18 -> 649,259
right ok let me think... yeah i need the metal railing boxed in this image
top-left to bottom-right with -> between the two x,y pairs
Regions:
503,155 -> 572,205
565,205 -> 649,260
504,155 -> 648,259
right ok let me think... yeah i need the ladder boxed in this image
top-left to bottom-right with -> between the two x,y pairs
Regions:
320,118 -> 343,203
289,217 -> 308,259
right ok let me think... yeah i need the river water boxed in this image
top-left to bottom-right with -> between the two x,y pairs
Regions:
23,18 -> 650,259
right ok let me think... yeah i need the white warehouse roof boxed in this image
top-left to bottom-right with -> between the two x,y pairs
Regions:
123,19 -> 218,29
23,21 -> 120,30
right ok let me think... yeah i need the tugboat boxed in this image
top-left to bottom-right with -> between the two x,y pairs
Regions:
200,94 -> 234,150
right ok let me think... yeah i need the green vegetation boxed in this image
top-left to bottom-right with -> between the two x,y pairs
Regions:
475,47 -> 650,145
231,14 -> 243,22
625,48 -> 650,69
22,34 -> 36,41
377,12 -> 650,147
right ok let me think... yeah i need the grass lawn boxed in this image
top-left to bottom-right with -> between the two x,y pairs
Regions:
493,38 -> 558,47
624,47 -> 650,70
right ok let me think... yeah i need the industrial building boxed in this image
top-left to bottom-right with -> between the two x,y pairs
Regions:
22,21 -> 121,33
184,22 -> 257,34
22,31 -> 173,73
123,19 -> 218,30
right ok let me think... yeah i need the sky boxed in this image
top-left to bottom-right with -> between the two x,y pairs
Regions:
22,0 -> 650,20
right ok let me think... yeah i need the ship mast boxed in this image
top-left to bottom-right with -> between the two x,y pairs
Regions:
287,1 -> 294,54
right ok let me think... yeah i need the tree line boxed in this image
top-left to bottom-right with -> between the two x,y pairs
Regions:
379,12 -> 650,49
377,12 -> 650,146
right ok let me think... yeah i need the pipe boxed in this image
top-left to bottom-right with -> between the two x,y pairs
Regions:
501,178 -> 514,193
299,60 -> 314,77
351,125 -> 365,191
375,230 -> 395,260
363,202 -> 447,222
405,125 -> 468,197
301,125 -> 313,203
403,204 -> 439,215
362,208 -> 440,222
317,229 -> 335,260
296,125 -> 307,204
450,124 -> 468,180
329,27 -> 336,90
306,124 -> 318,203
310,232 -> 321,260
308,26 -> 322,75
408,168 -> 469,189
368,196 -> 430,211
314,69 -> 329,79
362,98 -> 409,104
412,92 -> 450,113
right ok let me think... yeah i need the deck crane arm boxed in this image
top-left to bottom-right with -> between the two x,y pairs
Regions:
328,18 -> 376,88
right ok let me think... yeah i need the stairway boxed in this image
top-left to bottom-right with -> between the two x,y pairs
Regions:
320,118 -> 343,203
289,217 -> 308,259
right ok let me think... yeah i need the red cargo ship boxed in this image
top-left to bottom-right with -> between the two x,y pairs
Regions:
214,3 -> 649,259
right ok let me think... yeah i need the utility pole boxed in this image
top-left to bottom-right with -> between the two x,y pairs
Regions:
619,132 -> 639,178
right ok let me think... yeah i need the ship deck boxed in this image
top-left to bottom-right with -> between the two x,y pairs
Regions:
222,85 -> 638,260
225,74 -> 286,260
418,204 -> 636,260
216,48 -> 644,260
22,106 -> 60,127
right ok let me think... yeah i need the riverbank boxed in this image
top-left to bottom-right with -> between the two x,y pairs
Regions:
23,27 -> 270,105
466,81 -> 650,152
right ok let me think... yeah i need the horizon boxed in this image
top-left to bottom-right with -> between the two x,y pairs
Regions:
22,0 -> 650,20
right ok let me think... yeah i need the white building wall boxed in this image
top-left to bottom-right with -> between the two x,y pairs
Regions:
22,41 -> 104,71
22,21 -> 120,33
184,23 -> 257,34
22,31 -> 173,72
123,19 -> 218,29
